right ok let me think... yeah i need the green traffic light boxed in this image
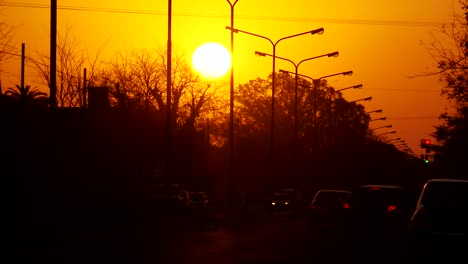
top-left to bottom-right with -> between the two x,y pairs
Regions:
425,159 -> 429,164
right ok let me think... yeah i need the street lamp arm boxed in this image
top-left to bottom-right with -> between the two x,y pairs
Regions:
351,96 -> 372,103
255,51 -> 296,67
275,28 -> 324,45
296,51 -> 339,68
376,130 -> 397,136
336,84 -> 363,92
320,71 -> 353,80
226,26 -> 274,45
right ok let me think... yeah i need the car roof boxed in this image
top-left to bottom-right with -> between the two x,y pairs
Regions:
317,189 -> 351,194
426,178 -> 468,183
358,185 -> 404,189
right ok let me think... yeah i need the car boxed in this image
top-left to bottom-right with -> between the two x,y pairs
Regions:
406,179 -> 468,262
348,184 -> 413,238
407,179 -> 468,252
306,189 -> 351,229
266,192 -> 294,212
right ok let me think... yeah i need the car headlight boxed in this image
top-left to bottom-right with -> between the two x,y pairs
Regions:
272,202 -> 276,205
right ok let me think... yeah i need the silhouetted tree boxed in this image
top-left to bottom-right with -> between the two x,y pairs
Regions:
0,0 -> 14,69
418,0 -> 468,176
4,84 -> 48,109
32,27 -> 104,107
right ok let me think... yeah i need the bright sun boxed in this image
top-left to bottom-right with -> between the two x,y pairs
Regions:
192,42 -> 231,79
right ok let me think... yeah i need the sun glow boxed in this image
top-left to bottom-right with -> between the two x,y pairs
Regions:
192,42 -> 231,79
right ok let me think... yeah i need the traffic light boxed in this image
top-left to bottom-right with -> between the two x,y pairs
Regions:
421,139 -> 431,148
424,154 -> 430,164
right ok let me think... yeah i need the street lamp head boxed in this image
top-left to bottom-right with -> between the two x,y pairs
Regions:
311,28 -> 325,35
255,51 -> 267,57
364,96 -> 372,101
328,51 -> 339,57
386,125 -> 392,128
353,84 -> 363,89
343,71 -> 353,76
225,26 -> 238,33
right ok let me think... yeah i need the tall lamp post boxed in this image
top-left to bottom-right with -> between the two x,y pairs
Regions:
327,84 -> 362,156
279,69 -> 353,182
225,26 -> 324,196
226,0 -> 238,218
254,50 -> 339,191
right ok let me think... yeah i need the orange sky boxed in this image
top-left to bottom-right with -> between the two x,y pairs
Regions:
1,0 -> 461,156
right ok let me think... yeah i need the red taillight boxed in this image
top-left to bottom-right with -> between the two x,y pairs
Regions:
369,187 -> 381,190
343,202 -> 350,209
388,205 -> 397,212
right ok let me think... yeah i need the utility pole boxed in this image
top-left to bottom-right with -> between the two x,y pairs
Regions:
227,0 -> 238,218
21,43 -> 25,89
50,0 -> 57,108
83,68 -> 87,108
166,0 -> 172,185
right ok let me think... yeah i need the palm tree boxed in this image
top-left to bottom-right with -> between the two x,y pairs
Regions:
5,85 -> 48,108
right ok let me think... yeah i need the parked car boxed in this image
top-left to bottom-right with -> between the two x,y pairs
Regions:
306,189 -> 351,228
349,184 -> 413,238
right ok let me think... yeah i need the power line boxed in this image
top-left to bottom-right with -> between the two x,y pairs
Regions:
4,2 -> 449,28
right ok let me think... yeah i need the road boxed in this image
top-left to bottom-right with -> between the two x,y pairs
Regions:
9,211 -> 439,264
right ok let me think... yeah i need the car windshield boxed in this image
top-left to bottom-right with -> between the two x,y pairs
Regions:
422,181 -> 468,211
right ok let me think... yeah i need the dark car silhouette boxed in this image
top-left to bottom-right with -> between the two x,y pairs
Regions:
407,179 -> 468,262
349,185 -> 413,239
306,189 -> 351,229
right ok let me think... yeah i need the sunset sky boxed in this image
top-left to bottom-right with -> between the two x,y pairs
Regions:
1,0 -> 461,156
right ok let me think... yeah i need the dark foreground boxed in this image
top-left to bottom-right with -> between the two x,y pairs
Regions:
9,212 -> 467,264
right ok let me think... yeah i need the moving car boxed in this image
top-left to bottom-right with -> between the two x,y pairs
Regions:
266,192 -> 294,212
349,184 -> 413,238
306,189 -> 351,228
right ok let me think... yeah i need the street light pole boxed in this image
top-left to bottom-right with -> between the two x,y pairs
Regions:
226,0 -> 238,219
279,69 -> 353,183
327,84 -> 362,159
226,26 -> 324,196
254,51 -> 339,192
